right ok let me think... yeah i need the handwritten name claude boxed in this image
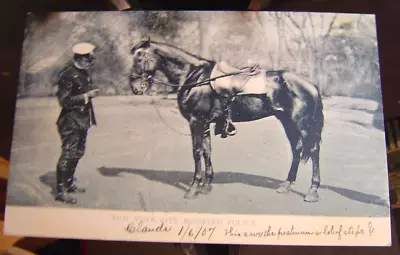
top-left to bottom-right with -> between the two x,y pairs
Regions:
125,221 -> 172,234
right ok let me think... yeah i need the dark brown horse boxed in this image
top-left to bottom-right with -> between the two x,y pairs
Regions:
129,38 -> 324,202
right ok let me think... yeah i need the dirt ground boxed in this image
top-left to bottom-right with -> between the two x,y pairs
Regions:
5,95 -> 390,217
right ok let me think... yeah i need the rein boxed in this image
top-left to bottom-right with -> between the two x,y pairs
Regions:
150,97 -> 191,137
130,64 -> 260,89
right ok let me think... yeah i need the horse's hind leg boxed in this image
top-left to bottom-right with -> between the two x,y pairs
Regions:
276,115 -> 302,193
304,143 -> 320,202
184,118 -> 206,199
198,124 -> 213,194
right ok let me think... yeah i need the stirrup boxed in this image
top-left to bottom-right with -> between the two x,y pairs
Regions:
221,121 -> 236,138
273,105 -> 284,112
227,123 -> 237,136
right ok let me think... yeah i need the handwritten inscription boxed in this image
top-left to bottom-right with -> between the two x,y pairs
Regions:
225,225 -> 315,240
122,218 -> 378,243
124,221 -> 216,241
224,222 -> 374,240
368,221 -> 375,236
323,224 -> 365,240
125,221 -> 172,234
177,225 -> 217,241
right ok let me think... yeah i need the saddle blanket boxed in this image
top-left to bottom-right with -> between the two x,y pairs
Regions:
209,61 -> 280,97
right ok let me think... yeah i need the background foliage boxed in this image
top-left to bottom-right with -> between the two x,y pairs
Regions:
18,11 -> 381,102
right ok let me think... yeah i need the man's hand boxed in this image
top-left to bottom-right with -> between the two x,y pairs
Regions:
86,89 -> 100,98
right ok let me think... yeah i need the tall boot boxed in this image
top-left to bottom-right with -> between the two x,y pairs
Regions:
55,159 -> 77,204
67,159 -> 85,193
221,97 -> 236,138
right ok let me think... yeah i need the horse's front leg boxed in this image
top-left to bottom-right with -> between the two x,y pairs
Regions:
198,124 -> 213,194
184,118 -> 206,199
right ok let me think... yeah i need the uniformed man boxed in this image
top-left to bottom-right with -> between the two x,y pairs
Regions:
55,42 -> 99,204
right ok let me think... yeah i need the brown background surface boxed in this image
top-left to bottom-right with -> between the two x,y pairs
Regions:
0,0 -> 400,254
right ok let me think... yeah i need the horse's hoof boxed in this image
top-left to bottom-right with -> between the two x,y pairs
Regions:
304,187 -> 319,202
277,181 -> 291,193
198,184 -> 212,194
184,187 -> 199,199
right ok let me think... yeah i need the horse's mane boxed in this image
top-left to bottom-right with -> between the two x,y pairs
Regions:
149,40 -> 214,65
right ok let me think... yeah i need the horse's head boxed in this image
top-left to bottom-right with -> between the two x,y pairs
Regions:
130,37 -> 159,95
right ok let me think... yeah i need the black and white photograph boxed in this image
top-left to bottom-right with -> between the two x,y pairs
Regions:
4,10 -> 391,245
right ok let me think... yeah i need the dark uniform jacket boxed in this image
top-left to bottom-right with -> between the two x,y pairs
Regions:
56,64 -> 97,131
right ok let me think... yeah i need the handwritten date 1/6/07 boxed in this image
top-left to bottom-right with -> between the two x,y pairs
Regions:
178,225 -> 216,240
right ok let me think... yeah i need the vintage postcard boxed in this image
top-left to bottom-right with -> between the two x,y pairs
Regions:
4,10 -> 391,246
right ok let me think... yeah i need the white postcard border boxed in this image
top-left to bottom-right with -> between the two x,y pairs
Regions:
4,205 -> 391,246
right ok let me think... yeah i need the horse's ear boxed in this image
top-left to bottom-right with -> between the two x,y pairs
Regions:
130,37 -> 151,54
142,36 -> 151,47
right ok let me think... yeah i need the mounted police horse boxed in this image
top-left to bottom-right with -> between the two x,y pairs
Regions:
129,38 -> 324,202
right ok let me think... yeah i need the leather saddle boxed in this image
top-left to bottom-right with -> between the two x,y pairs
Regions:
210,61 -> 280,97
